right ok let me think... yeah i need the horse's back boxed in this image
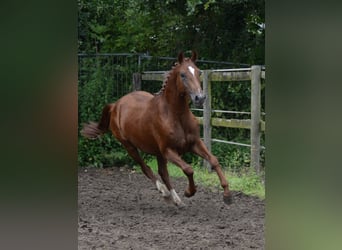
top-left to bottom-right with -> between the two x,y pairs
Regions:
124,91 -> 154,102
112,90 -> 153,122
109,91 -> 159,152
113,90 -> 152,110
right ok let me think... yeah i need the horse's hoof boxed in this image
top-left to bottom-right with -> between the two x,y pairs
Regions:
184,190 -> 192,197
184,186 -> 197,197
223,194 -> 233,205
176,201 -> 186,209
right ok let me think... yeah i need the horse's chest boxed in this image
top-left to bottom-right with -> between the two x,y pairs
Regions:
168,125 -> 196,150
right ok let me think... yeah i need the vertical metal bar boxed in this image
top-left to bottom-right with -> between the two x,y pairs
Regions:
250,65 -> 262,173
132,73 -> 141,91
202,70 -> 212,170
115,55 -> 118,97
138,54 -> 141,72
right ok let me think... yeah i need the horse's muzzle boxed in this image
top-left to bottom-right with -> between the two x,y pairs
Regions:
192,93 -> 206,107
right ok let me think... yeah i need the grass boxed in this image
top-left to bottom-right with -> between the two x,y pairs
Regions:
132,159 -> 265,199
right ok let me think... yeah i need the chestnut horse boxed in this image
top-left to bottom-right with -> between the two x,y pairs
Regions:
81,51 -> 232,206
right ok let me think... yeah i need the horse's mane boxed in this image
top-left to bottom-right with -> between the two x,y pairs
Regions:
154,63 -> 177,96
154,58 -> 191,96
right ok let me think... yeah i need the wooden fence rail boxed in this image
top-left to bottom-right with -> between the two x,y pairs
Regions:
133,66 -> 265,172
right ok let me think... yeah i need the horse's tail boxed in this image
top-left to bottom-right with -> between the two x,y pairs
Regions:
81,104 -> 112,139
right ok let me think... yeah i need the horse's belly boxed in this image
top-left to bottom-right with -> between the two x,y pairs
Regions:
118,126 -> 158,155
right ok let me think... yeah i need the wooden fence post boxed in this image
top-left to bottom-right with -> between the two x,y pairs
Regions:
250,65 -> 261,173
132,73 -> 141,91
202,70 -> 212,170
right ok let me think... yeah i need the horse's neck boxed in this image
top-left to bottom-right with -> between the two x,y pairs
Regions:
162,75 -> 190,117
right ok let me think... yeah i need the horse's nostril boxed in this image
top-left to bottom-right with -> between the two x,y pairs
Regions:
199,95 -> 206,102
193,94 -> 205,105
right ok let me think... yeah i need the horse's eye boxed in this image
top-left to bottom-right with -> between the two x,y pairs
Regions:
180,72 -> 186,79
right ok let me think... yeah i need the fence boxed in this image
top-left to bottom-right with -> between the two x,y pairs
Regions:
134,66 -> 266,172
78,53 -> 247,101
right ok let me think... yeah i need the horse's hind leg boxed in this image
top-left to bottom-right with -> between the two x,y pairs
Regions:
119,141 -> 170,198
157,156 -> 183,206
120,141 -> 155,180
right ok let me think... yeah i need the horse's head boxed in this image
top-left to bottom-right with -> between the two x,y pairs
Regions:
177,51 -> 206,107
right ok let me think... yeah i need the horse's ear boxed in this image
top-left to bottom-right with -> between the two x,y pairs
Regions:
178,51 -> 184,63
191,51 -> 197,63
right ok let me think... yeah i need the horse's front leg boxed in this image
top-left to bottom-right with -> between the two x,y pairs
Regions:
164,149 -> 197,198
191,140 -> 232,204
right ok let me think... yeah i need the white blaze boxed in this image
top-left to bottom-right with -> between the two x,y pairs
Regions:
188,66 -> 195,76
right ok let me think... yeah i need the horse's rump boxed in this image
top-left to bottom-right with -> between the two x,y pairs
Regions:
109,91 -> 161,154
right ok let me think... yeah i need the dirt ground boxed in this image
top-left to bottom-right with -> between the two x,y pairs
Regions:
78,166 -> 264,249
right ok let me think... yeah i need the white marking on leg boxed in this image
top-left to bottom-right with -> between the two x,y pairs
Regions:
156,180 -> 170,197
170,189 -> 184,206
188,66 -> 195,76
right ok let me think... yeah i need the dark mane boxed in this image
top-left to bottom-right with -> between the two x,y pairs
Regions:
154,71 -> 170,96
154,62 -> 179,96
154,58 -> 193,96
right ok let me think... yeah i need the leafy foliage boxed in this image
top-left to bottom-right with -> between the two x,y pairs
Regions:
78,56 -> 134,167
78,0 -> 265,63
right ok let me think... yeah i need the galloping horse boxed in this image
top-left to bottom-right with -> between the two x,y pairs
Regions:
81,51 -> 232,206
